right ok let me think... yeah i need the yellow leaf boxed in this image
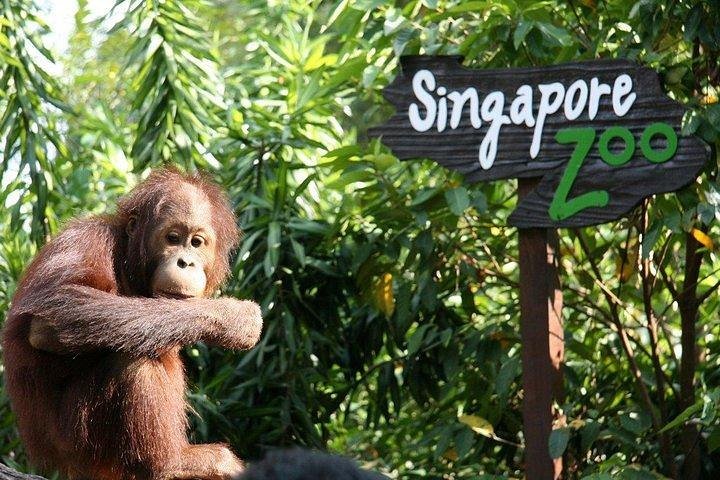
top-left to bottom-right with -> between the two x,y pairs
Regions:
374,273 -> 395,317
615,243 -> 638,281
305,43 -> 327,71
569,418 -> 586,429
615,257 -> 635,281
701,94 -> 718,105
692,228 -> 714,250
443,448 -> 458,462
458,414 -> 494,438
231,109 -> 243,125
443,448 -> 458,461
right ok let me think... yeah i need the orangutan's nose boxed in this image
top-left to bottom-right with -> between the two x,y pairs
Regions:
177,257 -> 195,269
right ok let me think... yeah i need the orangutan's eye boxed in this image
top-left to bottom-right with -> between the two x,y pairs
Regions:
166,232 -> 181,245
191,236 -> 204,248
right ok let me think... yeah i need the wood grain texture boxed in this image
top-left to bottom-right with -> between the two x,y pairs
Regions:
517,179 -> 564,480
0,464 -> 46,480
369,56 -> 710,227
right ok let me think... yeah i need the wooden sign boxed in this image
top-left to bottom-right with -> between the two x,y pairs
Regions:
369,56 -> 709,227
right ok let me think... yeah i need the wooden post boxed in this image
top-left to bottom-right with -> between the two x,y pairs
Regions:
518,178 -> 564,480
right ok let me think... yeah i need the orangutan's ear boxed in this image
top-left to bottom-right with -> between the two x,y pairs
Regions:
126,215 -> 138,237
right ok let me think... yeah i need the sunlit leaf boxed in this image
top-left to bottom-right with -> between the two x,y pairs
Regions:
458,414 -> 494,438
691,228 -> 714,250
374,272 -> 395,318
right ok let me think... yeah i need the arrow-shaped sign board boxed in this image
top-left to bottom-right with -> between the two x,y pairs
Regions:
369,56 -> 709,228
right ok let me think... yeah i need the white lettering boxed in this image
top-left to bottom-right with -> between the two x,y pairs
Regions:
612,74 -> 635,116
408,70 -> 436,132
531,82 -> 565,158
589,77 -> 611,120
437,86 -> 447,132
479,91 -> 511,169
404,71 -> 639,166
564,79 -> 588,120
510,85 -> 535,127
447,89 -> 482,129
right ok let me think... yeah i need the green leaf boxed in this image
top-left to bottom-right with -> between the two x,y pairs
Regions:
445,186 -> 470,216
619,412 -> 651,435
659,402 -> 702,433
548,427 -> 570,459
407,324 -> 431,356
536,22 -> 573,46
410,187 -> 440,206
708,427 -> 720,453
454,427 -> 474,459
290,238 -> 306,267
641,223 -> 662,259
495,356 -> 519,397
581,420 -> 601,452
618,466 -> 661,480
471,190 -> 488,212
434,426 -> 453,460
266,221 -> 281,276
514,20 -> 534,49
445,1 -> 488,15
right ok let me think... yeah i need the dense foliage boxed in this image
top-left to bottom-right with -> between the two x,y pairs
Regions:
0,0 -> 719,478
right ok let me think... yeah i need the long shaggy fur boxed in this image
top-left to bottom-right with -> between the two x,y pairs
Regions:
2,169 -> 261,480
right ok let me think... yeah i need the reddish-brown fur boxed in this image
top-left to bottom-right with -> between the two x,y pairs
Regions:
2,169 -> 263,480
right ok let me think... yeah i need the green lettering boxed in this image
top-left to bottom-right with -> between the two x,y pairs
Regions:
548,127 -> 609,221
599,126 -> 634,166
640,122 -> 677,163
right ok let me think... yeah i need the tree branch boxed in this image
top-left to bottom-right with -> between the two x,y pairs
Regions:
575,231 -> 663,436
0,464 -> 46,480
640,202 -> 676,477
